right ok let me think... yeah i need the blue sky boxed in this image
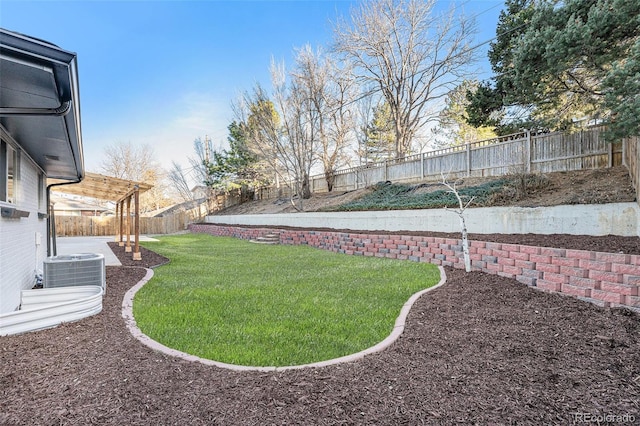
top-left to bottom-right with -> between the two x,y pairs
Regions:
1,0 -> 504,185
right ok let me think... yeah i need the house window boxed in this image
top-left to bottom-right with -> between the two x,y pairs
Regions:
38,172 -> 45,211
1,140 -> 19,204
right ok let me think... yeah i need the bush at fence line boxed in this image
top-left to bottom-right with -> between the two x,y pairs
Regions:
331,179 -> 510,212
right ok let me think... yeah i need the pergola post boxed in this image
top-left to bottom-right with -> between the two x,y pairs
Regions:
125,195 -> 132,253
133,186 -> 141,261
118,200 -> 125,247
115,185 -> 143,261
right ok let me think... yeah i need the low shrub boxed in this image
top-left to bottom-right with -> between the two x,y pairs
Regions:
332,178 -> 511,211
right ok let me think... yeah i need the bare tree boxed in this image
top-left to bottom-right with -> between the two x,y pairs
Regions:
293,45 -> 357,191
167,161 -> 195,202
188,136 -> 214,188
351,86 -> 376,167
334,0 -> 478,158
271,58 -> 316,207
100,142 -> 158,182
100,141 -> 170,212
236,77 -> 313,210
140,169 -> 171,213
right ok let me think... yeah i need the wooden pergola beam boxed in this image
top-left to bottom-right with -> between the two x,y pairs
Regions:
50,172 -> 152,201
50,173 -> 151,262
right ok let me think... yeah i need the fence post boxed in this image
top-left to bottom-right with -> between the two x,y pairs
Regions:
384,160 -> 389,181
466,143 -> 471,177
421,152 -> 425,178
608,142 -> 614,168
525,130 -> 532,173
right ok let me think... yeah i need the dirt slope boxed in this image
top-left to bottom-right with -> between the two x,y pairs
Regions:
215,166 -> 636,215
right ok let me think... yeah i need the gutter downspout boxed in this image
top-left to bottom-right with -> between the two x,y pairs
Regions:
46,178 -> 81,257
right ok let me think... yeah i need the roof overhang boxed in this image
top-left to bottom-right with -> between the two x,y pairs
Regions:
0,28 -> 83,181
49,172 -> 152,202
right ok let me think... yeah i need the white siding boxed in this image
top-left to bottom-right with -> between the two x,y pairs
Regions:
0,153 -> 47,313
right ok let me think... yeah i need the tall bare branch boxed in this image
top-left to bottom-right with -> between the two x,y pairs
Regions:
334,0 -> 478,157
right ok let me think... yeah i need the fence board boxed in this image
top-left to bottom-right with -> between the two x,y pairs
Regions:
624,136 -> 639,205
55,211 -> 191,237
424,151 -> 466,180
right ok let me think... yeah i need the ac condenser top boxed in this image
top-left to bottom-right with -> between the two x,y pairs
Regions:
43,253 -> 106,291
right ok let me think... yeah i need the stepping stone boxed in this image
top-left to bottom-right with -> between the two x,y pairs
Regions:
249,233 -> 280,245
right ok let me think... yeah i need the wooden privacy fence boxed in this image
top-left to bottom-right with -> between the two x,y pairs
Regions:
54,197 -> 218,237
624,136 -> 640,206
255,126 -> 626,199
55,211 -> 191,237
53,193 -> 229,237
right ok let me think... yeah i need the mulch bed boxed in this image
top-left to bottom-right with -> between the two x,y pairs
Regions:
1,236 -> 639,425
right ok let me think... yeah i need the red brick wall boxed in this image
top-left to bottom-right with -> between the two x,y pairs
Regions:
188,223 -> 640,312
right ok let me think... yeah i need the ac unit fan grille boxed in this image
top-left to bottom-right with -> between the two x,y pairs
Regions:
43,254 -> 106,290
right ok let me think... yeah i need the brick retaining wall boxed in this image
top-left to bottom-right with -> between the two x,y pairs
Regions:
188,223 -> 640,312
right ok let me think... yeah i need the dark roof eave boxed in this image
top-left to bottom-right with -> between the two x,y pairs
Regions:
0,28 -> 84,181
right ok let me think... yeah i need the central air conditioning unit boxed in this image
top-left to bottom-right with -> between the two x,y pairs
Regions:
43,253 -> 106,291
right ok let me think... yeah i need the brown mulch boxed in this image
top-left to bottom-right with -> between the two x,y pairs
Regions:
1,236 -> 639,425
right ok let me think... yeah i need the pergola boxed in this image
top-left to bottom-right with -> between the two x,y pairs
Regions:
49,172 -> 153,260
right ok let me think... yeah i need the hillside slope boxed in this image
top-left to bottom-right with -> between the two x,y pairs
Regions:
214,166 -> 636,215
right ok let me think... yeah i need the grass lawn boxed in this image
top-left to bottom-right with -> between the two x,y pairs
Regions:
134,233 -> 440,367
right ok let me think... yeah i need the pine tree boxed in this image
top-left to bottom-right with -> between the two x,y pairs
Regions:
432,81 -> 497,148
466,0 -> 640,139
361,102 -> 395,163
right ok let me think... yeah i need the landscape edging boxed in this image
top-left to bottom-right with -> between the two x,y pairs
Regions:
189,223 -> 640,312
122,263 -> 448,371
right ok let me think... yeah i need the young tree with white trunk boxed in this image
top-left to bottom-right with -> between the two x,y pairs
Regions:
441,173 -> 474,272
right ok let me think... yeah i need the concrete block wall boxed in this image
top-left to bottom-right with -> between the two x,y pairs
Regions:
189,223 -> 640,312
208,202 -> 640,237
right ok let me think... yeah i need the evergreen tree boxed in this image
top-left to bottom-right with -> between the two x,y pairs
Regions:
432,81 -> 497,148
361,102 -> 395,163
205,121 -> 270,191
466,0 -> 640,139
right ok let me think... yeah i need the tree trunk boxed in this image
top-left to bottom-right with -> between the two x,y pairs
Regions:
394,119 -> 403,158
459,215 -> 471,272
301,173 -> 312,199
324,169 -> 335,192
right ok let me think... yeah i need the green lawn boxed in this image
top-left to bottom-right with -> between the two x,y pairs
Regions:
134,233 -> 440,367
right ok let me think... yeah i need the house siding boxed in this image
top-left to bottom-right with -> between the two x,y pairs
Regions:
0,153 -> 47,313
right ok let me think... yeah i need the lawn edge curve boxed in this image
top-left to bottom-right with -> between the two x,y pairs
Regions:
122,266 -> 447,372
